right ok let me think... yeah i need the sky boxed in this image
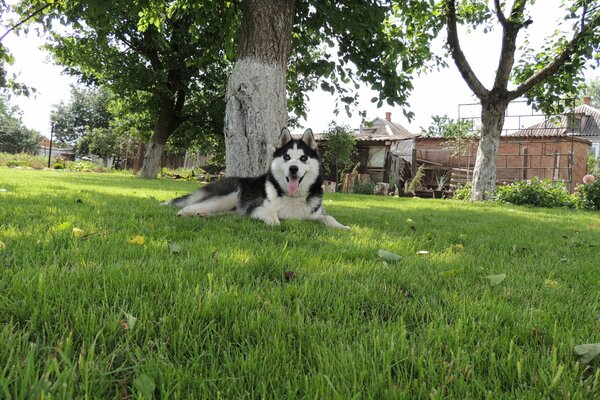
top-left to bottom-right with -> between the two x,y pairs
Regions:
2,0 -> 600,139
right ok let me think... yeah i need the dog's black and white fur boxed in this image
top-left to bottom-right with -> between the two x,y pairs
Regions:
166,128 -> 349,229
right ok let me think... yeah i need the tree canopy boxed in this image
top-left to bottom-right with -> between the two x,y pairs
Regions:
0,95 -> 41,153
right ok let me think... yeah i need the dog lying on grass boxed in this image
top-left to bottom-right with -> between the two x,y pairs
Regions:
165,128 -> 349,229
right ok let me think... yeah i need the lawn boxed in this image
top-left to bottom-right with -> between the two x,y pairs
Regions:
0,167 -> 599,399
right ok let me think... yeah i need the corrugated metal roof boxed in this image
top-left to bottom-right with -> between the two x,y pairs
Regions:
314,116 -> 417,142
509,104 -> 600,137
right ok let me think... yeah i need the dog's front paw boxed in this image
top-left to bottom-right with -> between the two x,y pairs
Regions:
264,215 -> 280,226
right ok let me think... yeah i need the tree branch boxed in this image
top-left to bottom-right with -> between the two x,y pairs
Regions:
492,1 -> 528,92
0,3 -> 51,43
510,14 -> 600,99
493,0 -> 508,27
445,0 -> 488,99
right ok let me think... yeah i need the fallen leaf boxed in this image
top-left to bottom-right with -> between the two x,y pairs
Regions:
451,243 -> 464,252
544,279 -> 559,288
72,227 -> 84,238
378,249 -> 403,262
123,311 -> 137,330
168,241 -> 181,254
416,250 -> 429,255
56,222 -> 71,231
0,240 -> 4,250
118,320 -> 130,330
133,373 -> 155,399
574,343 -> 600,364
485,273 -> 507,286
128,235 -> 145,245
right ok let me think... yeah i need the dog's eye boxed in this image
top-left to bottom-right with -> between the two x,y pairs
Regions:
283,155 -> 291,161
300,155 -> 308,162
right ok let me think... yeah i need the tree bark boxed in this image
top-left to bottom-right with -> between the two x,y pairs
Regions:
471,99 -> 508,200
224,0 -> 295,177
139,97 -> 174,178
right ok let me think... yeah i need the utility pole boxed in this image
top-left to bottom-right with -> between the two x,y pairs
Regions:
47,123 -> 54,168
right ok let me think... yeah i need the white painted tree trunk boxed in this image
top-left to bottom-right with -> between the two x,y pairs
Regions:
471,102 -> 507,200
139,138 -> 165,179
224,58 -> 287,177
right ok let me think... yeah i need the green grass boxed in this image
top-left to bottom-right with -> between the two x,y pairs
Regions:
0,167 -> 599,399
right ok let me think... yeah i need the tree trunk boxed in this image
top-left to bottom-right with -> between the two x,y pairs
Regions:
471,99 -> 508,200
224,0 -> 295,177
139,105 -> 172,178
138,89 -> 185,179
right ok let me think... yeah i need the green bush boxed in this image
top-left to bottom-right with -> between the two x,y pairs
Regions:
494,178 -> 576,208
575,178 -> 600,211
452,182 -> 472,200
353,180 -> 376,195
0,152 -> 49,169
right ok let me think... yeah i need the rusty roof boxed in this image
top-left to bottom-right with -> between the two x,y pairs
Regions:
314,117 -> 417,142
509,104 -> 600,138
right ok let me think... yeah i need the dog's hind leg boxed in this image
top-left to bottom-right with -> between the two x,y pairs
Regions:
178,191 -> 239,217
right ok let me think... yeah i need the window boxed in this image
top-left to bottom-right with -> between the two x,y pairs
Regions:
367,146 -> 386,168
590,143 -> 600,158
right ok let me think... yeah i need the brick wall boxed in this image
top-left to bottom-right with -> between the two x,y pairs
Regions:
416,136 -> 591,192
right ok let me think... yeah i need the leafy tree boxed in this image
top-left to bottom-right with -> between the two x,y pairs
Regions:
438,0 -> 600,200
321,122 -> 357,185
50,85 -> 112,155
224,0 -> 440,176
421,115 -> 478,139
579,77 -> 600,106
0,95 -> 41,153
20,0 -> 238,178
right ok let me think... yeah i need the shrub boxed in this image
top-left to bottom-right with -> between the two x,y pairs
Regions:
494,178 -> 576,208
353,180 -> 376,195
0,152 -> 49,168
452,182 -> 472,200
575,177 -> 600,211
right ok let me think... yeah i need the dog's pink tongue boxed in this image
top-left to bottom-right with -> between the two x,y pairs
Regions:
288,177 -> 300,195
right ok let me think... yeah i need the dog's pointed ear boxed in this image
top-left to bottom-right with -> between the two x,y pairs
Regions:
301,128 -> 318,150
277,128 -> 293,149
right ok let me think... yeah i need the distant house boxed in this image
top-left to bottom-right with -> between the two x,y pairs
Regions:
38,137 -> 75,160
509,96 -> 600,159
315,112 -> 418,183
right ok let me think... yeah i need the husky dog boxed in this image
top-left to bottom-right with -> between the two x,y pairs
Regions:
166,128 -> 349,229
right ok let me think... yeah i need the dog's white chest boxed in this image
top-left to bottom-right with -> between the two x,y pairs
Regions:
270,196 -> 313,220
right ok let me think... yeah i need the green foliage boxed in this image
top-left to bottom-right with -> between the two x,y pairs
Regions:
575,178 -> 600,211
421,114 -> 478,139
50,85 -> 113,150
0,152 -> 49,168
352,180 -> 376,195
452,182 -> 472,201
578,77 -> 600,106
0,95 -> 41,154
289,0 -> 446,120
588,154 -> 600,175
22,0 -> 236,166
321,122 -> 357,183
509,2 -> 600,114
494,178 -> 576,208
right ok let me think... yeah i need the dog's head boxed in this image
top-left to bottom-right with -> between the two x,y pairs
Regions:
271,128 -> 320,197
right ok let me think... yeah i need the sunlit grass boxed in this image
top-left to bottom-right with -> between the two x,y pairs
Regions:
1,167 -> 599,399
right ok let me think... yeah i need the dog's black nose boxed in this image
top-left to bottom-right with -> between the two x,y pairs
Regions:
289,165 -> 299,175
